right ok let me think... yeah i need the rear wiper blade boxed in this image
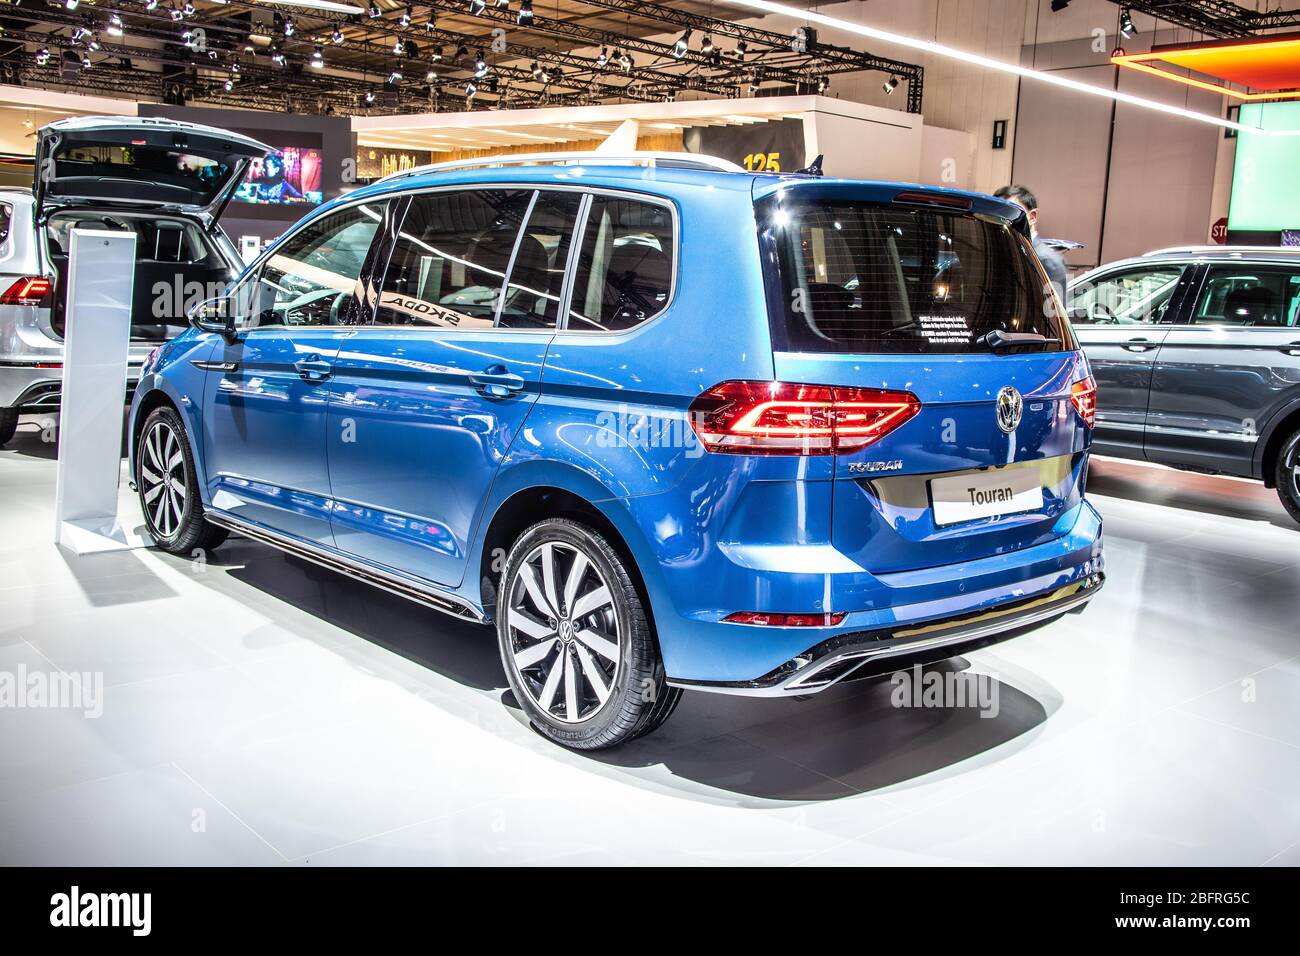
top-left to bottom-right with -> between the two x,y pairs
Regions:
977,329 -> 1059,352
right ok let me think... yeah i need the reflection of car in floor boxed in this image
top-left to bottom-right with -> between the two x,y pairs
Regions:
1068,246 -> 1300,523
0,117 -> 270,446
128,152 -> 1104,749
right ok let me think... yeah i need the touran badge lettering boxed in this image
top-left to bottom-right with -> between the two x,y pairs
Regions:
996,386 -> 1024,434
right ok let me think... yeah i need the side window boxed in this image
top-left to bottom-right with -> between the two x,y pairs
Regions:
0,202 -> 11,248
1192,268 -> 1300,327
1067,266 -> 1183,325
374,189 -> 532,328
567,197 -> 674,332
497,190 -> 583,330
245,202 -> 383,329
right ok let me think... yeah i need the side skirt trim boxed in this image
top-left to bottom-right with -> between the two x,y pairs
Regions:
204,511 -> 486,625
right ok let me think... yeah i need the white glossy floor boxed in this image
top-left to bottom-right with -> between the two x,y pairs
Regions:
2,417 -> 1299,866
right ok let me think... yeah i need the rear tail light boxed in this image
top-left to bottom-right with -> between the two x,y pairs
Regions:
724,611 -> 847,627
1070,375 -> 1097,428
689,381 -> 921,456
0,276 -> 53,307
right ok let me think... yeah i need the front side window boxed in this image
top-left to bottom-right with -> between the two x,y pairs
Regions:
1192,267 -> 1300,327
244,202 -> 383,329
567,197 -> 674,332
1068,266 -> 1184,325
763,197 -> 1075,354
374,189 -> 532,328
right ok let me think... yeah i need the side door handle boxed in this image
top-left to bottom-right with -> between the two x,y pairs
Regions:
294,356 -> 333,382
1283,341 -> 1300,357
469,365 -> 526,398
1122,337 -> 1157,352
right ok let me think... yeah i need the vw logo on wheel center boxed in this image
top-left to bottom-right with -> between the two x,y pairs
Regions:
996,386 -> 1024,434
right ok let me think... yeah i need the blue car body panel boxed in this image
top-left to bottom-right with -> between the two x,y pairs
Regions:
130,164 -> 1103,687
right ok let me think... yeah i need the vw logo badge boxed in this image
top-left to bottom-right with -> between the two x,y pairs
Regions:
996,386 -> 1023,434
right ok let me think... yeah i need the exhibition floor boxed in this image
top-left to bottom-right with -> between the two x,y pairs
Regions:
2,419 -> 1298,866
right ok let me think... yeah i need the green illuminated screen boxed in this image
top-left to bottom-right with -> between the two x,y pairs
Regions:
1229,102 -> 1300,232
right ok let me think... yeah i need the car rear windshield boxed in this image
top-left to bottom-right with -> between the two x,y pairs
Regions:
761,197 -> 1075,354
52,144 -> 233,207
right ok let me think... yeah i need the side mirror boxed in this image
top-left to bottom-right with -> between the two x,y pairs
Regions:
190,297 -> 237,342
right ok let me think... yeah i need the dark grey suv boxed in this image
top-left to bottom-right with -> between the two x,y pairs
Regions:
1068,246 -> 1300,524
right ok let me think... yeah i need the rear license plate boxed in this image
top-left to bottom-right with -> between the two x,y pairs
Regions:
930,465 -> 1044,527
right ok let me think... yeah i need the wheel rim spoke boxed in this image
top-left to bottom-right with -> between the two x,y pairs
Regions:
142,480 -> 163,505
517,563 -> 555,619
562,552 -> 588,618
509,609 -> 554,642
537,649 -> 565,711
570,585 -> 611,621
574,643 -> 610,705
575,627 -> 620,664
540,543 -> 561,618
514,637 -> 556,670
562,649 -> 578,721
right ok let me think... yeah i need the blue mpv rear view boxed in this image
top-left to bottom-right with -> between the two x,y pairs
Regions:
130,153 -> 1105,749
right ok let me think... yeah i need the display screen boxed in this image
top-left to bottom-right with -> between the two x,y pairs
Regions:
1228,102 -> 1300,232
233,140 -> 323,206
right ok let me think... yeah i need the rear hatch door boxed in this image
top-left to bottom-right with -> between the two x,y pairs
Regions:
758,181 -> 1092,574
33,117 -> 270,226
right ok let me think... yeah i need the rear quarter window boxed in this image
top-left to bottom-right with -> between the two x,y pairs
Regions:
760,197 -> 1075,354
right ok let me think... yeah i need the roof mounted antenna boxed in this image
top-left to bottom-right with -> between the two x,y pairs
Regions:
795,154 -> 824,177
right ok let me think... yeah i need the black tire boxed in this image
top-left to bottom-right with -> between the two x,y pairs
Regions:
135,406 -> 228,556
0,407 -> 17,446
497,518 -> 680,750
1276,428 -> 1300,526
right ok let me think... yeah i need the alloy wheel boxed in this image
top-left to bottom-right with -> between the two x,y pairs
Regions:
140,421 -> 188,539
506,540 -> 621,724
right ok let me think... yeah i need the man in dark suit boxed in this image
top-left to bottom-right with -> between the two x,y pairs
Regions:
995,184 -> 1068,312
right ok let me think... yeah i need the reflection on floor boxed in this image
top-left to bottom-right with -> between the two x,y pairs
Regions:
2,423 -> 1299,865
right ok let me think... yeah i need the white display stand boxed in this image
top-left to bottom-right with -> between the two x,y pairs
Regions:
53,228 -> 151,555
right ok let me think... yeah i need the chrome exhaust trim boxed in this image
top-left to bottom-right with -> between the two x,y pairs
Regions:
668,575 -> 1103,698
204,511 -> 486,624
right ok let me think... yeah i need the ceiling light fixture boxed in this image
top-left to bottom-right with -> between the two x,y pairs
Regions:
106,14 -> 124,36
1119,9 -> 1135,39
720,0 -> 1278,136
259,0 -> 364,12
672,28 -> 692,58
517,0 -> 533,25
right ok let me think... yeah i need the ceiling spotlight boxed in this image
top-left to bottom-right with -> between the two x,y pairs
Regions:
735,39 -> 748,60
517,0 -> 533,25
271,48 -> 286,65
283,17 -> 295,38
145,0 -> 158,8
224,78 -> 234,91
64,0 -> 79,9
469,0 -> 486,15
474,49 -> 488,78
596,45 -> 608,67
400,5 -> 412,26
496,0 -> 509,8
465,79 -> 478,99
182,1 -> 195,15
87,33 -> 101,51
393,38 -> 405,56
106,14 -> 124,37
368,3 -> 380,17
230,61 -> 240,74
311,46 -> 324,68
170,6 -> 184,20
331,27 -> 344,44
431,45 -> 443,61
701,34 -> 713,55
622,52 -> 634,72
181,27 -> 194,44
883,74 -> 899,94
672,28 -> 691,58
816,75 -> 828,93
364,89 -> 376,104
426,16 -> 437,34
455,44 -> 468,59
388,67 -> 403,83
425,64 -> 437,81
36,46 -> 50,65
81,53 -> 91,67
1119,9 -> 1135,38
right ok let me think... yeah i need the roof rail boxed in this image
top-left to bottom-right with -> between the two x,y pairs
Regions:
1143,245 -> 1300,256
374,150 -> 745,184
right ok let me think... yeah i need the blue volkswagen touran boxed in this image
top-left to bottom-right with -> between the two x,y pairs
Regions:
129,152 -> 1104,749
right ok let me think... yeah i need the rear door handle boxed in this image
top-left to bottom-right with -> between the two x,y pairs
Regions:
469,365 -> 526,398
1122,337 -> 1156,352
294,356 -> 333,382
1283,341 -> 1300,357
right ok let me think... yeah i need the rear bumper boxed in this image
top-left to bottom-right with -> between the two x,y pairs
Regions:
0,362 -> 142,410
668,573 -> 1102,696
